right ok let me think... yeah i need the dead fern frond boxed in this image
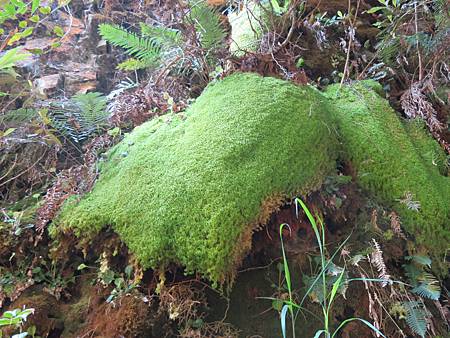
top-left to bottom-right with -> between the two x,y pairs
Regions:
400,79 -> 444,133
370,239 -> 391,287
388,212 -> 406,239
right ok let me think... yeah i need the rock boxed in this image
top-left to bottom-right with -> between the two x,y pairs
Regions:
33,74 -> 63,98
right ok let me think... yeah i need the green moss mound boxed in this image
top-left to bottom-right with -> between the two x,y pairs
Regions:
56,73 -> 338,283
325,82 -> 450,258
57,74 -> 449,282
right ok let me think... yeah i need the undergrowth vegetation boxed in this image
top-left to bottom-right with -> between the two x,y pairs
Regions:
274,200 -> 445,338
0,0 -> 449,336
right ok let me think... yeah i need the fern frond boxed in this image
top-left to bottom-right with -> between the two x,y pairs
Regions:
187,1 -> 226,50
72,92 -> 108,132
411,272 -> 441,300
49,93 -> 109,143
1,108 -> 37,125
402,301 -> 429,338
98,24 -> 161,64
412,283 -> 441,300
405,255 -> 432,267
117,58 -> 152,71
370,239 -> 391,287
377,36 -> 401,65
49,102 -> 83,143
139,23 -> 182,47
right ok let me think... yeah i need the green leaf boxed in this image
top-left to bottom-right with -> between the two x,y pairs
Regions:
332,318 -> 386,338
0,47 -> 31,70
31,0 -> 40,14
124,265 -> 133,278
29,14 -> 40,23
21,27 -> 33,37
328,269 -> 345,307
7,33 -> 23,45
405,255 -> 432,268
1,128 -> 16,137
19,20 -> 28,28
53,25 -> 64,37
280,305 -> 288,338
313,330 -> 327,338
39,6 -> 51,14
77,263 -> 88,270
366,6 -> 386,14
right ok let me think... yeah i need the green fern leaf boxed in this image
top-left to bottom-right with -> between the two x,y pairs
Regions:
1,108 -> 37,125
405,255 -> 432,267
72,92 -> 108,135
98,24 -> 161,64
48,93 -> 108,143
139,23 -> 182,47
412,283 -> 441,300
402,301 -> 429,338
187,1 -> 226,50
377,37 -> 401,65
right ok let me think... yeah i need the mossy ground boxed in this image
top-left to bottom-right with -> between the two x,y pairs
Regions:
56,73 -> 337,283
56,73 -> 449,283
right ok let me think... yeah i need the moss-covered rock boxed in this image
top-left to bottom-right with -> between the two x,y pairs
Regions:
325,81 -> 450,259
56,73 -> 338,283
56,74 -> 449,282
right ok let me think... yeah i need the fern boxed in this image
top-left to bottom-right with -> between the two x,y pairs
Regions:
402,301 -> 429,338
412,283 -> 441,300
1,108 -> 37,125
98,24 -> 161,65
139,23 -> 182,47
405,255 -> 432,267
412,271 -> 441,300
187,1 -> 226,50
377,36 -> 401,65
404,255 -> 441,300
49,92 -> 109,143
117,58 -> 152,71
72,92 -> 108,130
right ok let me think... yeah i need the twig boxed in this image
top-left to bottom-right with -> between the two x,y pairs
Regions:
414,1 -> 423,81
0,152 -> 46,187
340,0 -> 361,87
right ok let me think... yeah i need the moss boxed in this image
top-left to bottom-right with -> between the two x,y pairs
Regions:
56,74 -> 449,281
325,81 -> 450,260
56,73 -> 338,283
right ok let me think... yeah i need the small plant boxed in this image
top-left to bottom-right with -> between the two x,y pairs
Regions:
0,307 -> 34,338
31,262 -> 75,300
104,265 -> 137,306
92,255 -> 139,306
275,199 -> 386,338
